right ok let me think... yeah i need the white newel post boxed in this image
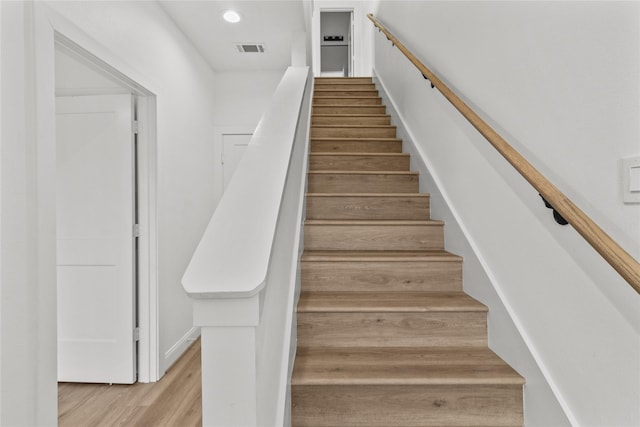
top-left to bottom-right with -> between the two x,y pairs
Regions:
193,296 -> 261,426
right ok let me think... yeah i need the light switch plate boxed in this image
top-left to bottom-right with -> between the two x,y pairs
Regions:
623,157 -> 640,203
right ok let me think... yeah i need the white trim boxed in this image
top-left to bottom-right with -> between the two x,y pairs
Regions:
163,326 -> 201,370
312,5 -> 358,77
318,9 -> 355,77
135,95 -> 160,382
42,5 -> 160,383
373,68 -> 578,426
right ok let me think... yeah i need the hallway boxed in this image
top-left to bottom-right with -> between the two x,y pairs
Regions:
58,340 -> 201,426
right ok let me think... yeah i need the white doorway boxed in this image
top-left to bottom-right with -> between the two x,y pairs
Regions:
55,36 -> 159,383
56,94 -> 137,384
320,11 -> 354,77
213,126 -> 255,201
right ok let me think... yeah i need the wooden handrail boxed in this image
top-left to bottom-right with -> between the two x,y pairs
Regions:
368,14 -> 640,294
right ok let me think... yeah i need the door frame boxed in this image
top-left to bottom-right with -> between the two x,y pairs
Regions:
54,33 -> 160,383
312,6 -> 356,77
319,10 -> 354,77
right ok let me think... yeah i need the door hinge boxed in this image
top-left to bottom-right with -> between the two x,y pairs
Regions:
133,224 -> 141,238
134,327 -> 140,341
133,120 -> 140,134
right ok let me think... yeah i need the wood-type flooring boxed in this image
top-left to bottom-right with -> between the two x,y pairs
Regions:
58,339 -> 201,426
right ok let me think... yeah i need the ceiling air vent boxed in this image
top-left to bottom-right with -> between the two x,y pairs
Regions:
235,43 -> 266,53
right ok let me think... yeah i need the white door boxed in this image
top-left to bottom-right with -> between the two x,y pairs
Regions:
56,94 -> 137,384
222,133 -> 252,191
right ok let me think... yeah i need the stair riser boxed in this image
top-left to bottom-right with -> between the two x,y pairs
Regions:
313,90 -> 379,97
313,106 -> 386,115
296,312 -> 487,347
311,139 -> 402,153
309,155 -> 409,172
308,173 -> 419,193
312,116 -> 391,126
315,79 -> 373,86
314,84 -> 376,91
311,126 -> 396,138
292,384 -> 522,427
301,261 -> 462,292
306,195 -> 428,220
305,224 -> 443,251
314,97 -> 382,105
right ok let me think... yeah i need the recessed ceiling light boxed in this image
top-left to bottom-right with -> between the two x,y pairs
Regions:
223,10 -> 241,23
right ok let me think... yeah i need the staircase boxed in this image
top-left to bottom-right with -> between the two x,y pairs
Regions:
291,77 -> 524,426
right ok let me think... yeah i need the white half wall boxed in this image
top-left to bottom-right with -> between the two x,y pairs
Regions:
373,1 -> 640,426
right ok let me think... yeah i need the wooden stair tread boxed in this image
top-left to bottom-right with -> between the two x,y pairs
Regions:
311,137 -> 401,141
311,124 -> 394,128
297,291 -> 487,313
312,105 -> 387,112
312,114 -> 390,117
301,250 -> 461,262
314,89 -> 377,92
314,86 -> 375,88
306,192 -> 427,197
309,152 -> 408,157
315,78 -> 373,82
314,96 -> 381,99
315,76 -> 373,79
313,104 -> 385,107
308,170 -> 418,175
292,347 -> 524,386
314,86 -> 375,90
309,153 -> 410,171
305,219 -> 442,226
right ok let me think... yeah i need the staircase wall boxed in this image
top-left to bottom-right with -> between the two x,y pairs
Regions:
372,2 -> 640,425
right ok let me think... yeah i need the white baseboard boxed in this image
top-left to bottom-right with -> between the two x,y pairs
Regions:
162,326 -> 201,374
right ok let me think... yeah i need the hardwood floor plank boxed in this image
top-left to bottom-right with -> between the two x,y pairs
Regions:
59,339 -> 201,426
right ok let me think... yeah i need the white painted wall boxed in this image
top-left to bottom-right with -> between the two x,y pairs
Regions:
1,1 -> 58,424
311,0 -> 376,76
213,71 -> 284,127
373,1 -> 640,425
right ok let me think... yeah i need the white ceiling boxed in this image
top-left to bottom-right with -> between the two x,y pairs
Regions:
159,0 -> 307,72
